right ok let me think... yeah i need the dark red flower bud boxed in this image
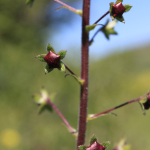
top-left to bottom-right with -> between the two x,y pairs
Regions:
143,94 -> 150,110
43,51 -> 61,69
86,141 -> 105,150
112,2 -> 126,18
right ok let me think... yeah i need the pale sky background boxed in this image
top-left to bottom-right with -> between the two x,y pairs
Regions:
47,0 -> 150,59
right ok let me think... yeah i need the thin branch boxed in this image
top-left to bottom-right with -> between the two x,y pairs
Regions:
64,64 -> 76,76
46,98 -> 77,137
54,0 -> 78,13
93,10 -> 110,24
90,95 -> 146,119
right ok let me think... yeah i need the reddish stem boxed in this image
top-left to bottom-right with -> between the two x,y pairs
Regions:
93,10 -> 110,24
77,0 -> 90,149
54,0 -> 78,12
91,95 -> 145,119
46,98 -> 76,136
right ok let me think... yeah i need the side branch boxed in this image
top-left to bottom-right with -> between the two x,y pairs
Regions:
93,10 -> 110,24
90,95 -> 146,119
46,98 -> 77,137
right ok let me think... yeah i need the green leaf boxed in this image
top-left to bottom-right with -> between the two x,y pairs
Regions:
90,135 -> 97,145
57,61 -> 66,73
44,64 -> 54,74
35,54 -> 46,62
124,5 -> 132,12
109,2 -> 115,20
115,0 -> 123,4
56,6 -> 82,16
57,50 -> 67,60
47,43 -> 55,53
65,74 -> 84,85
86,24 -> 98,32
78,145 -> 88,150
100,141 -> 111,150
26,0 -> 34,6
115,16 -> 125,23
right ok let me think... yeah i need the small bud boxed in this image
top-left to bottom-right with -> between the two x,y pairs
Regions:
86,141 -> 105,150
44,51 -> 61,69
112,2 -> 126,18
143,94 -> 150,110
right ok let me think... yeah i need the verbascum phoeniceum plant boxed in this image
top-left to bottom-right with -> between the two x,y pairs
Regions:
26,0 -> 150,149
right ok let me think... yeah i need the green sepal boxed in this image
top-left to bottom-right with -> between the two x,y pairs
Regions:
86,24 -> 98,32
57,61 -> 66,73
114,138 -> 131,150
100,141 -> 111,150
26,0 -> 34,6
32,94 -> 42,103
56,6 -> 82,16
57,50 -> 67,60
65,74 -> 84,85
38,102 -> 53,114
115,16 -> 125,23
78,145 -> 88,150
139,95 -> 147,104
109,2 -> 115,20
44,64 -> 54,74
90,135 -> 97,145
139,101 -> 146,115
101,20 -> 117,39
35,54 -> 46,62
49,93 -> 57,102
115,0 -> 123,4
124,5 -> 132,12
47,43 -> 55,53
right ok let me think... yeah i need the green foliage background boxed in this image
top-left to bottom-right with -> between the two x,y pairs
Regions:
0,0 -> 150,150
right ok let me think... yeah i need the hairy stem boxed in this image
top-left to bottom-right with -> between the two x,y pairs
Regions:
91,95 -> 145,119
93,10 -> 110,24
77,0 -> 90,148
46,98 -> 77,137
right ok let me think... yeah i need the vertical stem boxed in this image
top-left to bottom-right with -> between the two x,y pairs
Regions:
77,0 -> 90,149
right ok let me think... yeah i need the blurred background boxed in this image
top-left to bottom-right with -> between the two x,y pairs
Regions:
0,0 -> 150,149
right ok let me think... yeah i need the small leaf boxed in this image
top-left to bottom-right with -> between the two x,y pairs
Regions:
57,61 -> 66,73
90,135 -> 97,145
35,54 -> 46,62
124,5 -> 132,12
86,24 -> 98,32
109,2 -> 115,20
78,145 -> 88,150
47,43 -> 55,53
115,16 -> 125,23
65,74 -> 84,85
26,0 -> 34,6
56,6 -> 82,16
100,141 -> 111,150
115,0 -> 123,4
57,50 -> 67,60
44,64 -> 54,74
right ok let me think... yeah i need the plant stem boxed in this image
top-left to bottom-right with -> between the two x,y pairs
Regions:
91,95 -> 145,119
46,98 -> 77,137
93,10 -> 110,24
64,64 -> 76,76
77,0 -> 90,148
54,0 -> 78,13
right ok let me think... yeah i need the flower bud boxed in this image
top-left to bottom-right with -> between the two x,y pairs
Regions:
86,141 -> 105,150
112,2 -> 126,18
44,51 -> 61,69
